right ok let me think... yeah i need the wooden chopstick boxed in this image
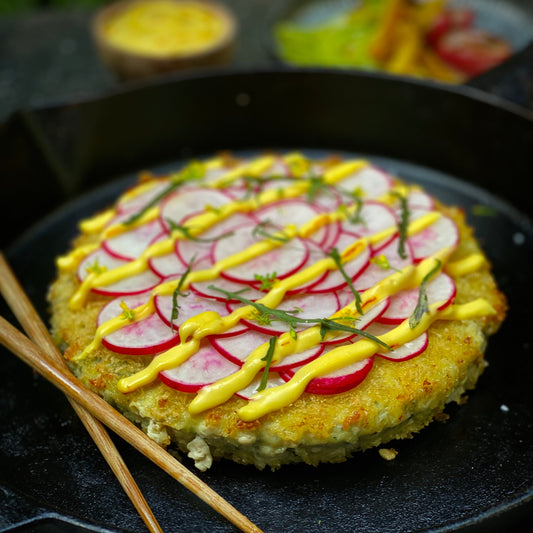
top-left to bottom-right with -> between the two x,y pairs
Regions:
0,254 -> 262,533
0,253 -> 163,533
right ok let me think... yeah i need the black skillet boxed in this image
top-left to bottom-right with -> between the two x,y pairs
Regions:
1,66 -> 533,533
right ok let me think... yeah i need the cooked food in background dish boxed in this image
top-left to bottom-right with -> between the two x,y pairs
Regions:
48,152 -> 506,471
274,0 -> 513,83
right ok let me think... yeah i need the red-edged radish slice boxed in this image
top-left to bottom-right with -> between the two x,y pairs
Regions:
378,273 -> 456,324
340,201 -> 397,250
116,179 -> 170,214
408,216 -> 459,262
211,329 -> 324,370
364,323 -> 428,362
98,293 -> 179,355
255,199 -> 330,246
324,296 -> 390,344
286,240 -> 331,295
337,165 -> 394,199
78,248 -> 162,296
175,211 -> 256,267
407,190 -> 435,211
159,187 -> 233,230
159,341 -> 240,393
147,233 -> 184,278
229,291 -> 339,336
154,289 -> 229,330
235,372 -> 287,400
280,355 -> 374,395
354,236 -> 413,292
309,232 -> 371,294
212,225 -> 310,284
102,218 -> 163,261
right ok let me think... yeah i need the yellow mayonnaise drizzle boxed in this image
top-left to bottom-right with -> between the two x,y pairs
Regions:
66,153 -> 495,419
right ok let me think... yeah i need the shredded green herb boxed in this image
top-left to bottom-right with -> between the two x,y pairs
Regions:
252,220 -> 290,243
254,272 -> 278,291
170,255 -> 195,331
394,192 -> 409,260
207,285 -> 390,349
409,259 -> 442,329
124,161 -> 205,225
472,204 -> 498,217
328,247 -> 363,315
120,301 -> 135,322
257,337 -> 277,392
166,219 -> 234,243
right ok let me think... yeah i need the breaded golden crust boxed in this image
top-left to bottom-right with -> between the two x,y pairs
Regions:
48,202 -> 506,470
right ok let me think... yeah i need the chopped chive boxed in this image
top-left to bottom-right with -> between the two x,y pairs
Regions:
394,192 -> 409,260
328,247 -> 363,315
169,255 -> 196,331
409,259 -> 442,329
257,337 -> 277,392
166,219 -> 234,243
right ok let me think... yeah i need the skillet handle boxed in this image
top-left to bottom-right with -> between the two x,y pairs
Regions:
465,40 -> 533,111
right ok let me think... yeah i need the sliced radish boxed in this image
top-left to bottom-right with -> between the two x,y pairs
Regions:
340,201 -> 397,249
408,216 -> 459,262
190,276 -> 265,303
78,248 -> 162,297
337,165 -> 394,199
378,273 -> 456,324
159,341 -> 240,393
255,199 -> 330,247
211,224 -> 309,284
147,233 -> 184,278
364,323 -> 428,362
280,353 -> 374,395
285,240 -> 331,295
159,187 -> 233,230
211,329 -> 323,370
154,289 -> 229,330
230,292 -> 340,336
354,236 -> 413,292
102,218 -> 163,261
175,211 -> 256,267
309,232 -> 371,293
99,293 -> 179,355
235,372 -> 287,400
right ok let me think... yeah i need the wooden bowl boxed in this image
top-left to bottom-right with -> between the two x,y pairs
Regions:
92,0 -> 237,80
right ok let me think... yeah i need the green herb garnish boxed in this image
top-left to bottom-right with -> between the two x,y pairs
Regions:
120,301 -> 135,322
257,337 -> 277,392
393,191 -> 409,260
207,285 -> 390,349
328,247 -> 363,315
472,204 -> 498,217
409,259 -> 442,329
252,220 -> 290,243
254,272 -> 278,291
170,255 -> 195,331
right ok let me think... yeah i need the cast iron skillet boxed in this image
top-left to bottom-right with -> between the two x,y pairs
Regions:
1,69 -> 532,533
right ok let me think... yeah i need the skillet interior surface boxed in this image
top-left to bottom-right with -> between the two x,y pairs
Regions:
1,70 -> 532,532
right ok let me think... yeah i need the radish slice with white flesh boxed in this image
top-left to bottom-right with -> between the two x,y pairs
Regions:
280,354 -> 374,395
159,187 -> 233,230
78,248 -> 162,296
211,224 -> 310,284
229,291 -> 340,336
323,296 -> 390,345
378,273 -> 456,324
211,329 -> 323,370
235,372 -> 287,400
159,341 -> 240,393
102,218 -> 163,261
408,216 -> 459,262
147,232 -> 184,278
154,289 -> 229,330
175,211 -> 256,267
339,201 -> 398,250
354,236 -> 413,292
285,240 -> 330,295
364,322 -> 428,362
99,293 -> 179,355
309,232 -> 370,294
337,165 -> 394,199
116,179 -> 171,214
255,199 -> 330,247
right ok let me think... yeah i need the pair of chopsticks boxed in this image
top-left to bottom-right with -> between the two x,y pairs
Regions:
0,252 -> 262,533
